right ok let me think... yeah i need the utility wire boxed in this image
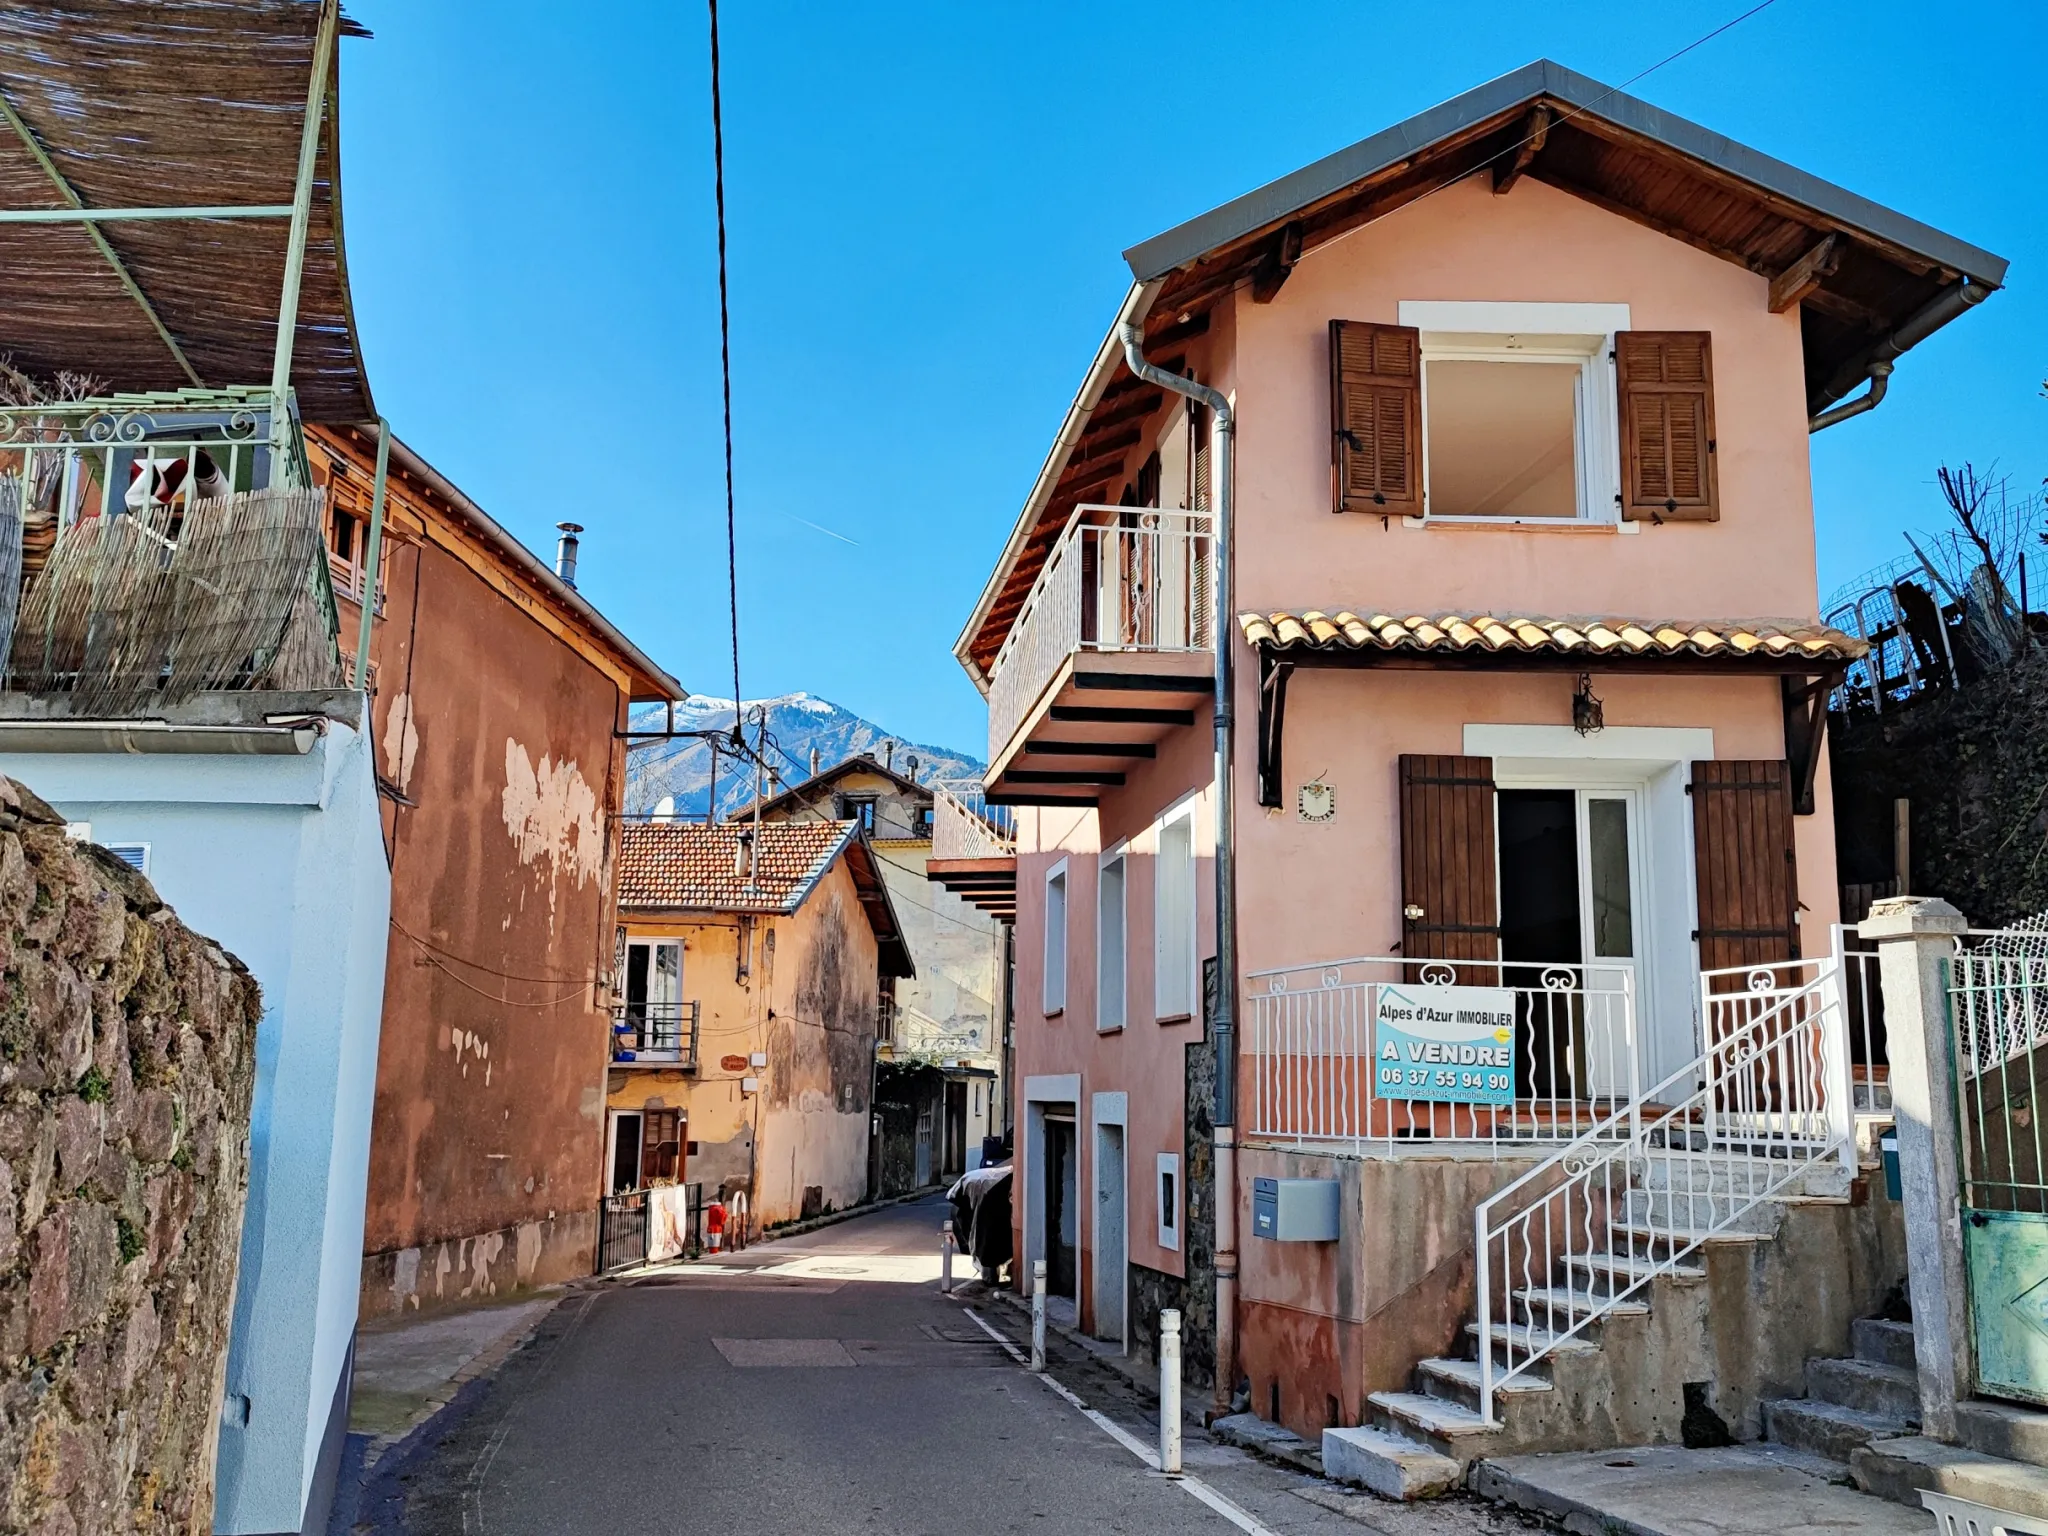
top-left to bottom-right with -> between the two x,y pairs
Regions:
708,0 -> 742,727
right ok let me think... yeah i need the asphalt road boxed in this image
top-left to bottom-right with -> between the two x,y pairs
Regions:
363,1197 -> 1522,1536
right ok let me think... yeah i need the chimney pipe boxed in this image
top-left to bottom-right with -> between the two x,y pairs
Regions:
809,747 -> 821,778
554,522 -> 583,588
882,740 -> 894,771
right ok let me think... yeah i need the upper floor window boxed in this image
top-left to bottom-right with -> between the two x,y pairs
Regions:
1044,862 -> 1068,1016
1155,809 -> 1196,1021
1097,850 -> 1126,1033
1330,303 -> 1719,526
836,794 -> 877,832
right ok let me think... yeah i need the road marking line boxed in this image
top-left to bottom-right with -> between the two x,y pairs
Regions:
960,1306 -> 1281,1536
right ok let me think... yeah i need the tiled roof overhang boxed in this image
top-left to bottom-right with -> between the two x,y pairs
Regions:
1240,610 -> 1865,669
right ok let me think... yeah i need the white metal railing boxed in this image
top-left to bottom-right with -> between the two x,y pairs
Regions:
986,507 -> 1213,763
0,387 -> 306,532
1243,955 -> 1637,1152
1472,955 -> 1853,1423
1832,925 -> 1892,1114
932,777 -> 1015,860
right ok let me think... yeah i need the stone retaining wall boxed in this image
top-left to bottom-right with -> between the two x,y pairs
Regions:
0,778 -> 260,1535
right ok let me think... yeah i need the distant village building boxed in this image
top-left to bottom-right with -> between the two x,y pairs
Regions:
309,425 -> 683,1319
740,753 -> 1009,1190
609,818 -> 912,1235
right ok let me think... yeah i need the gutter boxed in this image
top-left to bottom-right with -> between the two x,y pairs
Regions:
1115,322 -> 1241,1416
953,280 -> 1164,692
0,720 -> 319,755
1809,277 -> 1994,432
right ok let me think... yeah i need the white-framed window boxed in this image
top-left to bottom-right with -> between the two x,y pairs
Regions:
1043,860 -> 1068,1016
1401,301 -> 1628,526
1155,807 -> 1196,1021
1097,848 -> 1126,1033
1157,1152 -> 1181,1251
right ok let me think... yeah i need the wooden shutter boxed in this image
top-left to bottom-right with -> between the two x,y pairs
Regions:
1330,320 -> 1420,514
1690,760 -> 1799,973
1618,331 -> 1718,522
1398,755 -> 1500,961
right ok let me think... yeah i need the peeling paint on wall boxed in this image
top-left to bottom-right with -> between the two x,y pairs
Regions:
501,738 -> 604,907
382,689 -> 420,792
448,1025 -> 493,1086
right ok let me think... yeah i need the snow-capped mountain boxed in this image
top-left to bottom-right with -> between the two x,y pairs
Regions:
624,692 -> 983,820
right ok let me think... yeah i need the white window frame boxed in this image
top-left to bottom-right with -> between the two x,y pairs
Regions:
1043,860 -> 1068,1016
1097,845 -> 1127,1033
1398,300 -> 1629,528
1154,804 -> 1197,1022
1156,1152 -> 1181,1251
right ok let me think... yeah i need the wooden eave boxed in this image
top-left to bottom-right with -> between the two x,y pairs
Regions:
959,63 -> 2004,684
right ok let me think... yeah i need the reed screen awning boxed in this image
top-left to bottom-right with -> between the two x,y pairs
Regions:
0,0 -> 374,422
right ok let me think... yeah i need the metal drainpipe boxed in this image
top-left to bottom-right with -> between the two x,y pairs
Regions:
1117,322 -> 1239,1412
352,419 -> 390,690
1809,277 -> 1992,432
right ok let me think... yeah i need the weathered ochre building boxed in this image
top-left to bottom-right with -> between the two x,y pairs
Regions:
610,819 -> 912,1230
309,424 -> 683,1316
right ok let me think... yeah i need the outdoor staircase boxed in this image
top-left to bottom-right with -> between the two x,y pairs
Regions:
1324,1148 -> 1856,1500
1769,1320 -> 2048,1520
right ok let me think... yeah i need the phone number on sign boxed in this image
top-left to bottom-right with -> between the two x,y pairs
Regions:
1378,1066 -> 1511,1093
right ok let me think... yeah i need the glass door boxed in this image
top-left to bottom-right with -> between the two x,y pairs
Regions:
1577,792 -> 1643,1098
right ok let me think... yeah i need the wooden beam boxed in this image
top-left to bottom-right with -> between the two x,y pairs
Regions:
1072,672 -> 1215,695
1493,104 -> 1551,195
1801,286 -> 1891,334
1025,741 -> 1158,758
1050,705 -> 1197,727
1080,389 -> 1165,435
1250,221 -> 1303,304
1142,311 -> 1212,350
1004,769 -> 1127,787
1769,234 -> 1841,314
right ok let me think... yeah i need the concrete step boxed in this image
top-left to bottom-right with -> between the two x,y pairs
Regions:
1417,1355 -> 1552,1412
1853,1434 -> 2048,1518
1467,1320 -> 1601,1362
1808,1356 -> 1921,1421
1513,1285 -> 1648,1325
1957,1399 -> 2048,1470
1321,1424 -> 1462,1501
1609,1220 -> 1770,1250
1624,1188 -> 1784,1236
1764,1396 -> 1914,1463
1638,1151 -> 1853,1200
1569,1252 -> 1706,1285
1853,1317 -> 1917,1372
1368,1388 -> 1496,1450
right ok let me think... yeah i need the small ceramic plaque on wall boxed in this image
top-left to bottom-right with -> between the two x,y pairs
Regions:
1297,781 -> 1336,822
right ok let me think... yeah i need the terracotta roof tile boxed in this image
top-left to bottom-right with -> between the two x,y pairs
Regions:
618,820 -> 855,913
1237,610 -> 1865,665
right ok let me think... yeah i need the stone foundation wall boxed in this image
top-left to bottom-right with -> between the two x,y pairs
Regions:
0,777 -> 260,1534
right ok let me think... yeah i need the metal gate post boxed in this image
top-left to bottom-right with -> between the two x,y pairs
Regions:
1863,894 -> 1972,1440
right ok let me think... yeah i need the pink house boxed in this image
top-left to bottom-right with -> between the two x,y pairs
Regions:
947,62 -> 2004,1488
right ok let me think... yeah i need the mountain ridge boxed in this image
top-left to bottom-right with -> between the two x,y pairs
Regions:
625,691 -> 982,820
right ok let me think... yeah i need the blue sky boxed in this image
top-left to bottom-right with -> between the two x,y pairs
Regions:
338,1 -> 2044,758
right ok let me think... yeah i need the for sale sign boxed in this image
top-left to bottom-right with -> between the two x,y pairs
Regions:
1373,984 -> 1517,1106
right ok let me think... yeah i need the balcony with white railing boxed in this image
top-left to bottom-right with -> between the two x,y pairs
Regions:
982,507 -> 1215,806
927,777 -> 1018,920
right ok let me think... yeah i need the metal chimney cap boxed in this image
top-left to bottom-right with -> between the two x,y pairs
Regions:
556,521 -> 584,534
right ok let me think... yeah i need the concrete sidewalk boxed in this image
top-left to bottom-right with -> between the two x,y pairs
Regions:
1472,1442 -> 1931,1534
348,1293 -> 563,1452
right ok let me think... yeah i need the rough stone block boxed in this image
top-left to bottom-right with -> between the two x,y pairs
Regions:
1957,1400 -> 2048,1472
1322,1425 -> 1462,1500
1853,1435 -> 2048,1517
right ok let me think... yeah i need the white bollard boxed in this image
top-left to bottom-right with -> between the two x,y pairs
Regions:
1031,1259 -> 1047,1371
940,1224 -> 955,1294
1159,1309 -> 1183,1476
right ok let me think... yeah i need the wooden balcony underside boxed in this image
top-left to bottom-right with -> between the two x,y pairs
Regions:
985,649 -> 1212,806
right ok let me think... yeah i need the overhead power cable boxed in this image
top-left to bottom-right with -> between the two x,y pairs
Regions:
708,0 -> 742,734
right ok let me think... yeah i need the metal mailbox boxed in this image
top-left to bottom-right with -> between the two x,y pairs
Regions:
1251,1177 -> 1340,1241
